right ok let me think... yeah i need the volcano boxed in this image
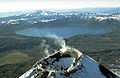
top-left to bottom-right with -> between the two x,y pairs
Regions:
19,36 -> 120,78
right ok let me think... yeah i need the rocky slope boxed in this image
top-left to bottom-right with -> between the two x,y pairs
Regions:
19,36 -> 120,78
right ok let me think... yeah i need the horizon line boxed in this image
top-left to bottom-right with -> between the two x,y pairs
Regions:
0,7 -> 120,13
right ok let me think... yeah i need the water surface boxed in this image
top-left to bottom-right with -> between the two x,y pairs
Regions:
16,26 -> 109,38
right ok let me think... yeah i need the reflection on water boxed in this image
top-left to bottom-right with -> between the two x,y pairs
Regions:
16,26 -> 110,38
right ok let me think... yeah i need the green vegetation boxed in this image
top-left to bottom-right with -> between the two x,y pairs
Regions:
0,15 -> 120,78
0,34 -> 64,78
67,30 -> 120,68
0,52 -> 31,64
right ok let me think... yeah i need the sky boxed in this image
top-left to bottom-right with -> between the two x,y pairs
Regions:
0,0 -> 120,12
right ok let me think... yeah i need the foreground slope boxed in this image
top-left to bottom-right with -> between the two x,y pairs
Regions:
19,37 -> 120,78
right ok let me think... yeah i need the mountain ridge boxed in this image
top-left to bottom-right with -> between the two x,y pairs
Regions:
19,36 -> 120,78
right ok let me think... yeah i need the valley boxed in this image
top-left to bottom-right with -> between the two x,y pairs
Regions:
0,8 -> 120,78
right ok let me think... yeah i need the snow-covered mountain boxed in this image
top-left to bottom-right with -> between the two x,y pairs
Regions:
1,9 -> 120,25
10,10 -> 120,21
19,36 -> 120,78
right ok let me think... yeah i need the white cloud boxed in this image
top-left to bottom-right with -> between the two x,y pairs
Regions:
0,0 -> 120,12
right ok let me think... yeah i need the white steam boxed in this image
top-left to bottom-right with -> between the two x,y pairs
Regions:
44,45 -> 49,56
45,34 -> 67,53
19,34 -> 83,78
41,39 -> 50,56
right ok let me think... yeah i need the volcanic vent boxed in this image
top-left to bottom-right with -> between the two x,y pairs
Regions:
19,35 -> 120,78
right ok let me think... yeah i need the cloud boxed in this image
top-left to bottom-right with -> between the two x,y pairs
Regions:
0,0 -> 120,12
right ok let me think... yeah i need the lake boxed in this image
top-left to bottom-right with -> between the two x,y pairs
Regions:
16,26 -> 110,38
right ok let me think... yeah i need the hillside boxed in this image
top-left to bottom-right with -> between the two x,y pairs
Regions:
0,8 -> 120,78
19,37 -> 120,78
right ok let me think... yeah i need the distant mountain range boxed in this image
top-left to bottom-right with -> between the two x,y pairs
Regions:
0,8 -> 120,25
0,10 -> 33,18
0,7 -> 120,18
0,7 -> 120,78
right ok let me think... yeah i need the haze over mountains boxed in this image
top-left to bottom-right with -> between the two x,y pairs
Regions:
0,7 -> 120,78
1,8 -> 120,26
0,7 -> 120,17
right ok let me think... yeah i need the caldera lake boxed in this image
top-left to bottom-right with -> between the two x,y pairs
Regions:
16,26 -> 110,38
